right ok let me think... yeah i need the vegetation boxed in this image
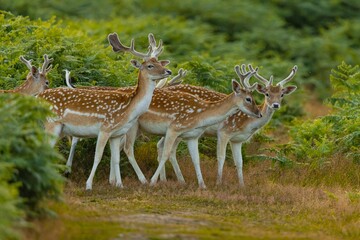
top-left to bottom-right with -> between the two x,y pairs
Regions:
0,0 -> 359,239
258,62 -> 359,167
0,94 -> 64,239
289,62 -> 360,164
0,163 -> 23,240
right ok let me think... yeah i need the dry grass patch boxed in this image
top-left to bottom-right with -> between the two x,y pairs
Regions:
23,157 -> 360,240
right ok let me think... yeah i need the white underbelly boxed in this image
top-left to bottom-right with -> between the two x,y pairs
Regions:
180,128 -> 206,139
203,124 -> 219,136
111,120 -> 136,137
62,123 -> 101,138
230,130 -> 254,143
139,120 -> 169,135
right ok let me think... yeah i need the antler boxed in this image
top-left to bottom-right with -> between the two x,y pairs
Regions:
41,54 -> 53,73
248,64 -> 273,86
168,68 -> 186,86
108,32 -> 163,60
234,64 -> 258,90
276,65 -> 298,87
148,33 -> 163,59
19,56 -> 33,70
155,68 -> 186,88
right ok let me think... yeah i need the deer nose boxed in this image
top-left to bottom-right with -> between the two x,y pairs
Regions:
273,103 -> 280,109
259,113 -> 262,118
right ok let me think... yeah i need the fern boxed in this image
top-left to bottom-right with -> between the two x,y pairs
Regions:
279,62 -> 360,165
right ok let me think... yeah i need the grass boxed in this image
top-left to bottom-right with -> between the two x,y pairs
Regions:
22,155 -> 360,240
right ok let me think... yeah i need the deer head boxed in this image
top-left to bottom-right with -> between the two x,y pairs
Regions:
130,58 -> 171,82
18,54 -> 53,95
249,64 -> 298,110
233,64 -> 262,118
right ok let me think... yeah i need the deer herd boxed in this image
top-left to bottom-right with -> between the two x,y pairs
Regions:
2,32 -> 297,190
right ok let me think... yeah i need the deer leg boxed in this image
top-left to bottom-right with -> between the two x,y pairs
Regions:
64,136 -> 79,175
86,131 -> 110,190
156,137 -> 166,181
187,138 -> 206,189
157,137 -> 185,183
123,123 -> 148,184
169,137 -> 185,183
216,131 -> 230,185
109,136 -> 125,185
230,141 -> 245,187
109,137 -> 123,188
150,130 -> 179,186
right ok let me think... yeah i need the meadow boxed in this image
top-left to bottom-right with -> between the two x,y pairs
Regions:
0,1 -> 359,239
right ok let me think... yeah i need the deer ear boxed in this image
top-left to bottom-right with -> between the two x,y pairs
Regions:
130,59 -> 142,69
31,66 -> 39,78
232,79 -> 242,94
160,60 -> 170,66
283,85 -> 297,95
256,84 -> 267,94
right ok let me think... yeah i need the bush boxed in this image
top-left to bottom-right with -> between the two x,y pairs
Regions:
266,62 -> 360,166
0,94 -> 64,214
0,163 -> 24,240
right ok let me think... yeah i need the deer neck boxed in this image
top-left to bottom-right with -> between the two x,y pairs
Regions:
126,72 -> 156,119
243,101 -> 275,130
261,101 -> 275,119
13,79 -> 31,94
197,93 -> 239,127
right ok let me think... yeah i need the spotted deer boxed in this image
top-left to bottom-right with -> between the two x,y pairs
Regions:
0,54 -> 53,95
158,64 -> 298,186
63,68 -> 187,178
114,65 -> 262,189
38,33 -> 172,190
61,33 -> 184,180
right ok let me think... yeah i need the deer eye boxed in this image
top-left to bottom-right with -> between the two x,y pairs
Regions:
245,97 -> 252,103
265,93 -> 269,97
281,93 -> 284,97
45,81 -> 49,86
147,64 -> 154,69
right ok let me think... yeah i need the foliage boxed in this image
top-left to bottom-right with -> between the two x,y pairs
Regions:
265,62 -> 360,166
0,163 -> 23,240
1,0 -> 360,99
0,94 -> 64,214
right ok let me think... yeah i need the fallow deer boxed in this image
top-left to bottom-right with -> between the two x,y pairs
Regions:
38,33 -> 172,190
116,66 -> 262,189
63,68 -> 187,178
61,33 -> 184,180
157,64 -> 298,186
0,54 -> 53,95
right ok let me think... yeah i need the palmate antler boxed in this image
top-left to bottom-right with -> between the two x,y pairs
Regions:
108,32 -> 164,60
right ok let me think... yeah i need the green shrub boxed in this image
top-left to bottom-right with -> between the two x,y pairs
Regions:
0,163 -> 24,240
0,94 -> 64,215
266,62 -> 360,166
